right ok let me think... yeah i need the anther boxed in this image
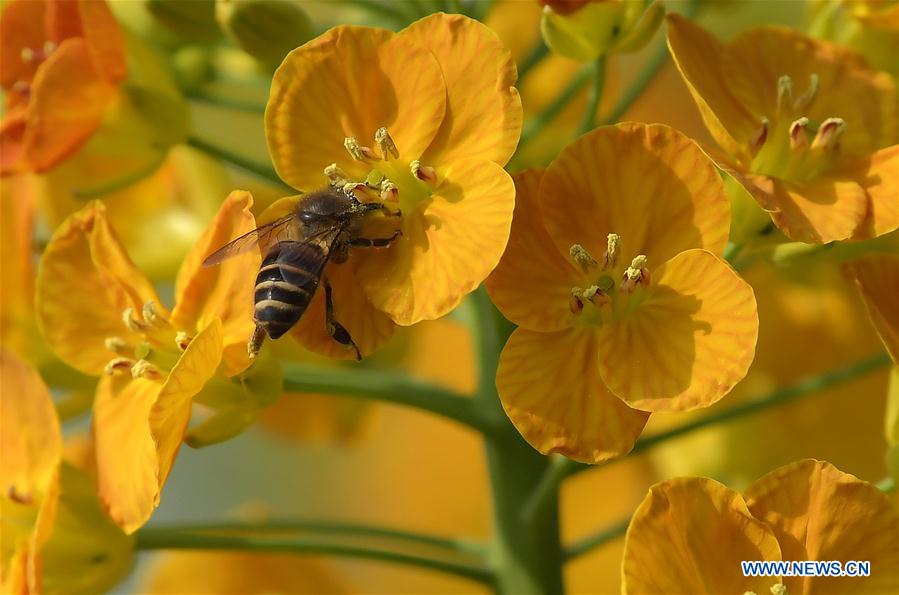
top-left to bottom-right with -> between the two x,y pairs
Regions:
793,73 -> 819,111
7,485 -> 33,505
603,234 -> 620,270
621,255 -> 650,292
749,117 -> 769,154
776,75 -> 793,116
20,47 -> 35,62
789,117 -> 809,150
175,332 -> 193,351
583,285 -> 610,307
810,117 -> 845,151
375,127 -> 399,160
344,137 -> 377,161
131,360 -> 164,381
343,181 -> 372,200
324,163 -> 349,186
122,307 -> 149,332
569,244 -> 598,273
11,81 -> 29,96
142,301 -> 170,328
41,41 -> 56,56
569,288 -> 585,315
379,180 -> 398,202
770,585 -> 788,595
410,160 -> 437,184
105,357 -> 136,376
104,337 -> 131,356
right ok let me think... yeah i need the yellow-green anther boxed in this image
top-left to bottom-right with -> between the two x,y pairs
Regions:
777,75 -> 793,115
104,337 -> 130,356
122,307 -> 148,333
380,179 -> 398,201
583,285 -> 610,307
324,163 -> 348,186
175,331 -> 193,351
749,117 -> 769,154
375,127 -> 399,160
793,73 -> 819,111
569,288 -> 585,314
344,136 -> 376,161
20,47 -> 35,62
143,301 -> 169,328
410,160 -> 437,184
789,117 -> 809,150
42,41 -> 56,56
770,585 -> 787,595
131,359 -> 164,381
604,233 -> 621,269
104,357 -> 135,376
621,254 -> 650,292
811,117 -> 846,150
570,244 -> 599,272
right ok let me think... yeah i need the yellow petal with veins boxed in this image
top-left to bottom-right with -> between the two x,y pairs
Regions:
355,158 -> 515,325
745,459 -> 899,594
172,190 -> 257,376
486,169 -> 584,332
401,13 -> 522,167
36,201 -> 161,375
622,477 -> 783,595
847,144 -> 899,240
846,255 -> 899,364
496,327 -> 649,464
598,249 -> 758,412
266,25 -> 446,191
539,123 -> 730,270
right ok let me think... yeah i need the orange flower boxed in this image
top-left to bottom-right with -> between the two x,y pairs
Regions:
0,0 -> 126,174
264,12 -> 520,357
667,14 -> 898,243
487,123 -> 758,463
35,191 -> 280,533
1,349 -> 133,594
622,459 -> 899,594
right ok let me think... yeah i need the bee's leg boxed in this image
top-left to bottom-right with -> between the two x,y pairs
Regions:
247,325 -> 266,359
324,277 -> 362,361
348,229 -> 402,248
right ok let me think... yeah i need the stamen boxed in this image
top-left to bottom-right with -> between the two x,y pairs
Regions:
793,73 -> 819,111
810,117 -> 845,151
379,180 -> 398,202
343,181 -> 373,200
749,117 -> 769,154
20,47 -> 35,62
175,332 -> 193,351
776,75 -> 793,116
603,233 -> 620,270
142,301 -> 170,328
105,357 -> 136,376
7,485 -> 33,505
344,137 -> 377,161
620,255 -> 650,293
375,127 -> 399,160
11,81 -> 29,96
41,41 -> 56,56
583,285 -> 610,308
789,117 -> 809,150
131,360 -> 164,381
569,244 -> 598,273
410,160 -> 437,184
104,337 -> 131,356
569,288 -> 585,314
770,585 -> 788,595
324,163 -> 349,186
122,307 -> 149,332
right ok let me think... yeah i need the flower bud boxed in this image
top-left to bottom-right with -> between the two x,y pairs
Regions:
216,0 -> 314,66
146,0 -> 221,42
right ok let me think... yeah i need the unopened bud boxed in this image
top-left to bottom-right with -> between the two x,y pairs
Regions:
217,0 -> 314,65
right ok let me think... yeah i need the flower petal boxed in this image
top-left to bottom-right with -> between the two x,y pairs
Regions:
731,170 -> 868,243
846,145 -> 899,240
172,190 -> 258,375
598,249 -> 758,412
0,104 -> 28,174
745,459 -> 899,594
665,14 -> 757,160
73,0 -> 127,82
355,157 -> 515,325
0,0 -> 46,88
496,327 -> 649,464
266,25 -> 446,191
291,259 -> 396,360
0,349 -> 62,501
401,13 -> 522,167
36,201 -> 161,375
845,255 -> 899,364
23,38 -> 117,173
622,477 -> 782,595
540,123 -> 730,270
486,168 -> 583,332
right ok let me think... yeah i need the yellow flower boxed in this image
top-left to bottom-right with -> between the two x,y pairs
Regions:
264,12 -> 520,356
35,191 -> 279,533
667,14 -> 898,243
1,349 -> 133,594
623,459 -> 899,594
487,123 -> 758,463
808,0 -> 899,77
847,254 -> 899,365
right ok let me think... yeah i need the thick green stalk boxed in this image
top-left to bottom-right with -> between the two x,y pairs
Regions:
472,289 -> 564,595
186,135 -> 289,189
577,57 -> 607,135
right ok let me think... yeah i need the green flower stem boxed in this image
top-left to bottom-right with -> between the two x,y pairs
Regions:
517,41 -> 549,81
472,288 -> 565,595
187,91 -> 267,113
518,66 -> 592,147
281,364 -> 487,431
524,352 -> 892,519
135,529 -> 493,585
578,57 -> 607,135
564,517 -> 631,562
186,135 -> 289,189
723,241 -> 745,263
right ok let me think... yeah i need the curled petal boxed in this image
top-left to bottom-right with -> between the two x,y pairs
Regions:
355,158 -> 515,325
496,327 -> 649,464
36,201 -> 161,375
745,459 -> 899,594
540,123 -> 730,269
486,168 -> 583,332
846,145 -> 899,240
622,477 -> 782,595
845,255 -> 899,364
266,26 -> 446,191
598,249 -> 758,412
401,13 -> 522,167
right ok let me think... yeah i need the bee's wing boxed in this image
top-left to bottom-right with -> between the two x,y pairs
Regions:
202,215 -> 299,267
274,226 -> 343,287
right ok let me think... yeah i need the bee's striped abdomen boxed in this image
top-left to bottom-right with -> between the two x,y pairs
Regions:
254,242 -> 325,339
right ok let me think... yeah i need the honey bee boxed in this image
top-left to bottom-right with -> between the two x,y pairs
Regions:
203,188 -> 401,360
